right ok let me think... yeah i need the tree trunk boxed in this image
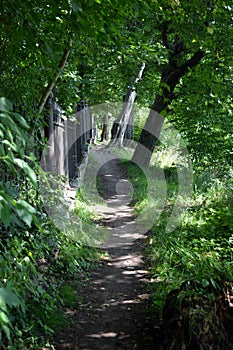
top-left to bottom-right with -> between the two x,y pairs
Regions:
110,63 -> 145,147
132,27 -> 204,167
131,109 -> 164,168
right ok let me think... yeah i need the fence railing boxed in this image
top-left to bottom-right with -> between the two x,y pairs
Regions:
41,94 -> 94,186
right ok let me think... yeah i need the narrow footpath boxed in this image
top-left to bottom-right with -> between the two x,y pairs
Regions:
54,145 -> 156,350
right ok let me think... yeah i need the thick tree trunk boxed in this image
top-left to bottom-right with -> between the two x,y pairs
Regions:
131,109 -> 164,168
132,38 -> 204,167
110,63 -> 145,147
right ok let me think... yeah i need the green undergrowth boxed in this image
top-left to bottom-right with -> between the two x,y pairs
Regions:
120,159 -> 148,210
72,189 -> 107,246
0,187 -> 101,349
148,183 -> 233,306
125,160 -> 233,347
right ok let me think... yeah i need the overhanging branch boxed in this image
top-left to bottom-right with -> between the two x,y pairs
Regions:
181,49 -> 205,71
38,39 -> 72,114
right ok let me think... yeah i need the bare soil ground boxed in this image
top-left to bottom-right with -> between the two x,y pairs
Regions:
52,145 -> 157,349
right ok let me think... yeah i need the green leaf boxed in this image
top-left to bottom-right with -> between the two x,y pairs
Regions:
1,323 -> 11,340
0,144 -> 5,157
201,279 -> 209,288
0,196 -> 12,228
0,97 -> 13,112
0,311 -> 9,324
210,278 -> 219,290
2,140 -> 18,153
10,112 -> 29,130
207,27 -> 214,35
161,82 -> 171,92
71,2 -> 82,12
0,113 -> 27,142
15,199 -> 36,227
15,207 -> 32,226
13,158 -> 37,188
0,287 -> 21,308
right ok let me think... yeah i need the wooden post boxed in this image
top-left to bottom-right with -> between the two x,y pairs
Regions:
45,92 -> 56,173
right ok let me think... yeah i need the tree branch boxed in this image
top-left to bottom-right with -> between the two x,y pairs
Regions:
181,49 -> 205,71
161,21 -> 173,50
38,39 -> 72,114
135,62 -> 146,83
110,62 -> 145,146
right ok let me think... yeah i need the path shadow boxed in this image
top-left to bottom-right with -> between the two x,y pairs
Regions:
55,242 -> 157,350
96,159 -> 131,201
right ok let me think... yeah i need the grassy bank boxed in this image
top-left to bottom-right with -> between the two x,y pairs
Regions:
125,159 -> 233,349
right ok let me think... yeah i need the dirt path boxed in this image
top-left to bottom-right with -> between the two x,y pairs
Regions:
54,145 -> 155,349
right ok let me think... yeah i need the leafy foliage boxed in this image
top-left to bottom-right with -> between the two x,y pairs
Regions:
0,97 -> 38,229
126,148 -> 233,347
0,211 -> 99,348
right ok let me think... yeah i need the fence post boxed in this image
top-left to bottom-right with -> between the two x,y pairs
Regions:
64,120 -> 69,180
41,98 -> 94,187
43,92 -> 56,173
54,102 -> 66,176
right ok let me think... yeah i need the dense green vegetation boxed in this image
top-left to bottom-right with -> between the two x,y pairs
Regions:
1,0 -> 233,348
125,151 -> 233,347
